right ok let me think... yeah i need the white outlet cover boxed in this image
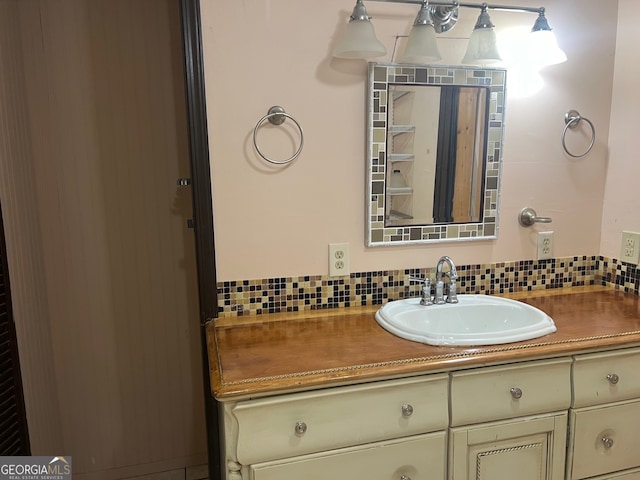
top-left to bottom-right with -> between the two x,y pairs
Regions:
329,243 -> 350,276
621,231 -> 640,265
537,231 -> 554,260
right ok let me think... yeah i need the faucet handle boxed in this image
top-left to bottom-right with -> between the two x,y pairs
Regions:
409,275 -> 431,290
409,275 -> 431,291
409,276 -> 433,306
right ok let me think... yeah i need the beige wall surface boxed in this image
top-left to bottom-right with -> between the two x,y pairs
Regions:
0,0 -> 63,454
1,1 -> 206,478
601,0 -> 640,259
202,0 -> 618,282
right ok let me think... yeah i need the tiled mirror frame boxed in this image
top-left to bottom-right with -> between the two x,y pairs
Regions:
366,63 -> 507,246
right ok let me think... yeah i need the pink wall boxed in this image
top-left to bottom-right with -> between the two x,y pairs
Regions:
202,0 -> 618,282
601,0 -> 640,259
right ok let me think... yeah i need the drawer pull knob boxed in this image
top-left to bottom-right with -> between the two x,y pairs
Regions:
401,403 -> 414,417
400,475 -> 412,480
607,373 -> 620,385
510,387 -> 523,399
602,437 -> 614,449
294,421 -> 307,435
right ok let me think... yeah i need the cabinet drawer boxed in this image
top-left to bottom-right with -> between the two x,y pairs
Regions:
589,469 -> 640,480
573,348 -> 640,408
568,400 -> 640,480
450,358 -> 571,426
232,375 -> 449,465
250,431 -> 446,480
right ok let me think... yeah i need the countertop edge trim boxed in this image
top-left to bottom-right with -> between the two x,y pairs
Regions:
217,330 -> 640,388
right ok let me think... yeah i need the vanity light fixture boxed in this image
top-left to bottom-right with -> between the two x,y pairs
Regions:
529,9 -> 567,67
333,0 -> 566,66
398,1 -> 442,63
333,0 -> 387,58
461,4 -> 501,64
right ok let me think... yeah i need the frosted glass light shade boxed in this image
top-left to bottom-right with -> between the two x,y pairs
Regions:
529,29 -> 567,67
333,19 -> 386,59
398,24 -> 441,64
462,27 -> 501,64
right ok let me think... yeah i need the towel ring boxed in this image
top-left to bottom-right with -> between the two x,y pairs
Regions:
253,106 -> 304,165
562,109 -> 595,158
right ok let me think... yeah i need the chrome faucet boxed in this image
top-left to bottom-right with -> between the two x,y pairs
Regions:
434,256 -> 459,304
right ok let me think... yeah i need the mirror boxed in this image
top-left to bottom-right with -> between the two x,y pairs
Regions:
366,63 -> 507,246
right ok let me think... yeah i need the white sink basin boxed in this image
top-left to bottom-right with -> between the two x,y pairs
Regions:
375,294 -> 556,346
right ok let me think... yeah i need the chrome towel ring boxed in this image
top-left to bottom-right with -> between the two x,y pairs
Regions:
253,106 -> 304,165
562,109 -> 595,158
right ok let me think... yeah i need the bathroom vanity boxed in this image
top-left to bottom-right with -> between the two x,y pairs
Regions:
207,288 -> 640,480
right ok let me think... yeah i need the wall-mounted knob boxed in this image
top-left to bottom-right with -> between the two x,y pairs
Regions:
602,437 -> 614,449
518,207 -> 552,227
294,421 -> 307,435
400,475 -> 412,480
401,404 -> 414,417
510,387 -> 523,399
607,373 -> 620,385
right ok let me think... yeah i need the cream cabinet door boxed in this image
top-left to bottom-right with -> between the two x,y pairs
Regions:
449,412 -> 567,480
249,431 -> 446,480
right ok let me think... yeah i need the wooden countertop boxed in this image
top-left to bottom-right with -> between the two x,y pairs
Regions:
207,287 -> 640,400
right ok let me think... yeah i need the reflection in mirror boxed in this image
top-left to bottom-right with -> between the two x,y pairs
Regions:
367,64 -> 507,246
386,85 -> 488,226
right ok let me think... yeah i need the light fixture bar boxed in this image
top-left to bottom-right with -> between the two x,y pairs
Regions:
458,3 -> 542,14
367,0 -> 543,15
367,0 -> 457,4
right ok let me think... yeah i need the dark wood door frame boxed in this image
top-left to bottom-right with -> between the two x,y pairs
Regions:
0,205 -> 31,456
179,2 -> 220,479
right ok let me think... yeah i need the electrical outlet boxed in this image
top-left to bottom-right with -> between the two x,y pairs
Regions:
329,243 -> 350,276
620,231 -> 640,264
537,231 -> 554,260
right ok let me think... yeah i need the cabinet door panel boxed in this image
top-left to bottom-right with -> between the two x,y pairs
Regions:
473,433 -> 548,480
250,432 -> 446,480
449,413 -> 567,480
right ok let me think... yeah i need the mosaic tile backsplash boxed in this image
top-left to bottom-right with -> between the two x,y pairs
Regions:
217,256 -> 639,317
